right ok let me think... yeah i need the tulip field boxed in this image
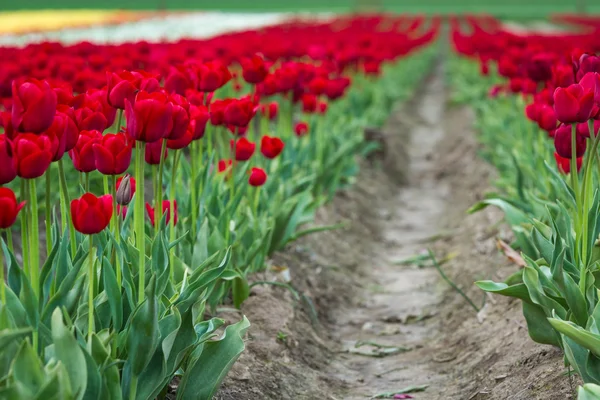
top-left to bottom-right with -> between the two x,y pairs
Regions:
4,8 -> 600,400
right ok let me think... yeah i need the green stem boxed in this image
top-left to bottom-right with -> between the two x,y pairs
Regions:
428,249 -> 480,312
45,166 -> 52,256
571,124 -> 582,266
190,141 -> 198,238
227,140 -> 236,244
111,175 -> 121,288
152,166 -> 158,230
0,231 -> 5,306
20,180 -> 30,279
135,141 -> 146,304
58,159 -> 77,257
7,230 -> 13,254
155,140 -> 168,234
85,172 -> 90,193
87,236 -> 95,342
129,374 -> 138,400
169,151 -> 181,284
29,178 -> 39,299
116,109 -> 123,132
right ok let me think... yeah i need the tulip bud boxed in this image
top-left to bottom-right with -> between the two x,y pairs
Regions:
116,174 -> 133,206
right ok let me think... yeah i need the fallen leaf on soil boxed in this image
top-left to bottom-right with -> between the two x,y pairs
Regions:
496,239 -> 526,268
370,385 -> 429,399
348,340 -> 411,357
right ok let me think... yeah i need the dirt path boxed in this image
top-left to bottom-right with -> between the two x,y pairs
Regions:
216,58 -> 573,400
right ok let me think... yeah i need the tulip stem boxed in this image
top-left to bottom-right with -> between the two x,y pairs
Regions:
227,140 -> 236,245
28,178 -> 40,299
85,173 -> 90,193
58,159 -> 77,257
20,180 -> 30,279
0,231 -> 6,306
129,375 -> 138,400
155,140 -> 168,234
111,175 -> 121,288
190,141 -> 198,240
116,109 -> 123,132
45,167 -> 52,257
169,151 -> 181,284
135,141 -> 146,304
87,236 -> 95,342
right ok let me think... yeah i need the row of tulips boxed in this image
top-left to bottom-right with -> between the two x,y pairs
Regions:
0,14 -> 439,400
450,15 -> 600,399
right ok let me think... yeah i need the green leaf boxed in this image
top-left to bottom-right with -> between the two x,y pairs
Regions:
177,316 -> 251,400
522,302 -> 561,346
579,384 -> 600,400
11,339 -> 45,397
101,256 -> 123,331
549,317 -> 600,357
0,327 -> 32,349
232,274 -> 249,309
475,281 -> 532,303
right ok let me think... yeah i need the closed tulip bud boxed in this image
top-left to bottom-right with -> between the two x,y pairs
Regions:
294,121 -> 309,137
189,105 -> 210,140
125,91 -> 173,143
554,124 -> 587,159
106,70 -> 139,110
231,137 -> 255,161
11,78 -> 57,133
301,93 -> 317,113
116,175 -> 136,206
0,135 -> 17,185
69,130 -> 103,173
260,101 -> 279,120
260,135 -> 285,159
93,133 -> 133,175
56,105 -> 80,152
0,188 -> 25,229
145,200 -> 177,226
145,139 -> 168,165
241,54 -> 269,84
553,84 -> 595,124
248,167 -> 267,187
537,105 -> 557,132
70,193 -> 113,235
209,99 -> 233,126
13,133 -> 53,179
168,94 -> 190,140
224,98 -> 256,127
195,61 -> 232,92
167,127 -> 193,150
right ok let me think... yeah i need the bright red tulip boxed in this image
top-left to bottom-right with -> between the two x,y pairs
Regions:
231,137 -> 255,161
70,193 -> 113,235
0,188 -> 25,229
301,93 -> 317,113
13,133 -> 53,179
11,78 -> 57,133
259,102 -> 279,120
56,105 -> 80,152
93,133 -> 132,175
209,99 -> 233,126
167,127 -> 193,150
0,135 -> 17,185
145,139 -> 168,165
69,130 -> 103,173
194,61 -> 232,92
218,159 -> 233,175
554,152 -> 583,175
125,91 -> 173,143
554,124 -> 587,159
553,84 -> 595,124
189,105 -> 210,140
106,70 -> 139,109
224,98 -> 256,127
248,167 -> 267,187
537,105 -> 557,132
241,54 -> 269,84
145,200 -> 177,226
260,135 -> 285,159
168,94 -> 190,140
294,121 -> 309,137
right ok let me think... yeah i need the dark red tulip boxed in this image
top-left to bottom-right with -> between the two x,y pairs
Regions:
70,193 -> 113,235
168,94 -> 190,140
576,120 -> 600,138
12,133 -> 53,179
318,101 -> 328,114
125,91 -> 173,143
248,167 -> 267,187
43,114 -> 69,162
56,105 -> 80,152
165,65 -> 192,95
93,133 -> 133,175
0,188 -> 25,229
294,121 -> 309,137
231,137 -> 255,161
0,112 -> 15,140
325,78 -> 350,100
552,64 -> 575,89
554,124 -> 587,159
167,127 -> 193,150
260,135 -> 285,159
0,135 -> 17,185
301,93 -> 317,113
189,105 -> 210,140
241,54 -> 269,84
11,78 -> 57,133
307,77 -> 327,95
209,99 -> 233,126
195,61 -> 232,92
537,105 -> 557,132
218,159 -> 233,175
145,139 -> 168,165
224,98 -> 256,127
69,130 -> 102,173
145,200 -> 177,226
107,70 -> 139,109
554,152 -> 583,175
553,84 -> 595,124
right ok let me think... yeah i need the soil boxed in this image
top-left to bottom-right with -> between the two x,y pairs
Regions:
215,63 -> 575,399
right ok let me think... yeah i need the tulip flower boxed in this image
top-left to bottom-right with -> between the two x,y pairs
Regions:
260,102 -> 279,120
145,200 -> 177,226
56,105 -> 80,152
189,105 -> 210,140
553,84 -> 595,124
209,99 -> 233,126
552,64 -> 575,89
194,61 -> 232,92
294,121 -> 309,137
70,130 -> 103,173
106,70 -> 139,109
0,135 -> 17,185
0,188 -> 25,229
325,78 -> 350,100
0,112 -> 15,140
116,175 -> 136,206
576,54 -> 600,81
12,133 -> 53,179
318,101 -> 328,114
11,78 -> 57,133
126,91 -> 173,143
131,70 -> 161,93
248,167 -> 267,187
224,98 -> 256,127
308,77 -> 327,95
164,65 -> 193,95
261,135 -> 285,159
537,105 -> 557,132
168,94 -> 190,140
167,127 -> 193,150
241,54 -> 269,84
70,193 -> 113,235
554,124 -> 587,159
218,159 -> 233,175
301,93 -> 317,113
576,120 -> 600,138
231,138 -> 255,161
554,152 -> 583,175
145,139 -> 168,165
92,133 -> 133,175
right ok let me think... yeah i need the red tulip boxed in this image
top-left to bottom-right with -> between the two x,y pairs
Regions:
553,84 -> 595,124
56,105 -> 80,152
259,102 -> 279,120
241,54 -> 269,84
145,200 -> 177,226
218,159 -> 233,175
131,70 -> 161,93
260,135 -> 285,159
167,127 -> 193,150
0,136 -> 17,185
224,98 -> 256,128
552,64 -> 575,89
294,121 -> 309,137
164,65 -> 193,95
554,124 -> 587,159
0,188 -> 25,229
209,99 -> 233,126
11,78 -> 57,133
307,77 -> 327,95
70,193 -> 113,235
231,137 -> 255,161
325,78 -> 350,100
194,61 -> 232,92
248,167 -> 267,187
93,133 -> 133,175
145,139 -> 168,165
12,133 -> 53,179
125,91 -> 173,143
301,93 -> 317,113
106,70 -> 139,109
537,105 -> 557,132
168,94 -> 190,140
0,112 -> 15,140
189,105 -> 210,140
69,130 -> 103,173
554,152 -> 583,175
317,101 -> 328,114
